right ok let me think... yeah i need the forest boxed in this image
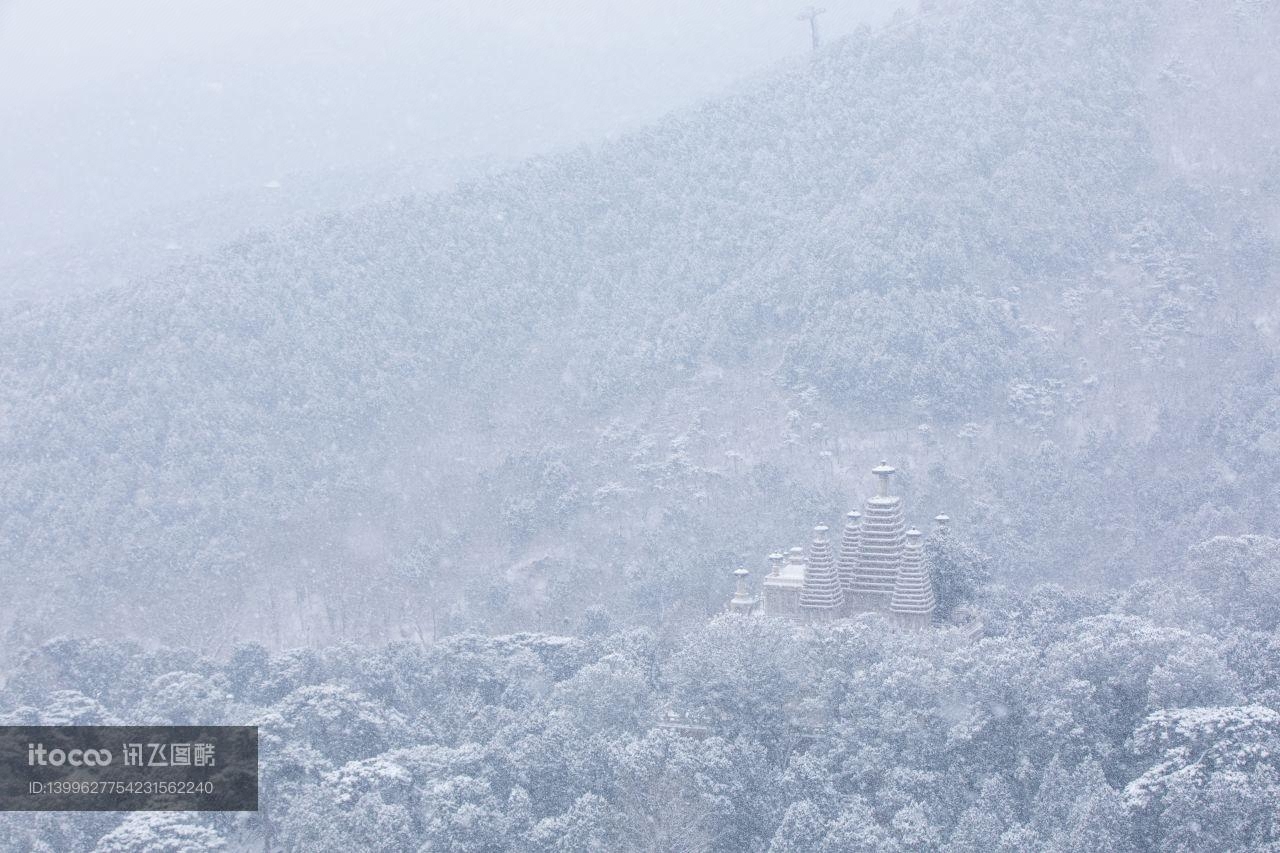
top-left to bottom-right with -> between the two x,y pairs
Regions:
2,0 -> 1279,848
3,531 -> 1279,850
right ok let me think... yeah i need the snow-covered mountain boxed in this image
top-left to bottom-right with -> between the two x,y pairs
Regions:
2,0 -> 1277,646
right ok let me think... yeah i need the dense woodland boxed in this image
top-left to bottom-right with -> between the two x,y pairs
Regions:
3,532 -> 1280,850
2,0 -> 1280,848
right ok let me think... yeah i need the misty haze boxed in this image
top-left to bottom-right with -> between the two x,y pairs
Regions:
2,0 -> 1279,850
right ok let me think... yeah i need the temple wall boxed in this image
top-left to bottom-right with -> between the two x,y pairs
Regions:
763,584 -> 802,620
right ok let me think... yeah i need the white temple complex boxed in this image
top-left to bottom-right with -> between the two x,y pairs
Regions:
728,461 -> 939,630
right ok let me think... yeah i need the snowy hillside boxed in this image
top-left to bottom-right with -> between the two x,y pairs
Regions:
5,0 -> 1280,850
1,0 -> 1277,647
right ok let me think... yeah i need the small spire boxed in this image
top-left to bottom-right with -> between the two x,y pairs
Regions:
934,513 -> 950,531
837,510 -> 862,594
891,527 -> 935,625
768,552 -> 784,577
872,460 -> 896,497
730,566 -> 756,613
800,521 -> 843,616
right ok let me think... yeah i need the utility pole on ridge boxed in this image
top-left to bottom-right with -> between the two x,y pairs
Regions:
797,6 -> 827,51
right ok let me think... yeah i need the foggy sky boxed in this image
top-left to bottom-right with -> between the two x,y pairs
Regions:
0,0 -> 907,289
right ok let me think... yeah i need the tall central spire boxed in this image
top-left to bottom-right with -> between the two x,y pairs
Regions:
849,461 -> 906,611
872,460 -> 895,497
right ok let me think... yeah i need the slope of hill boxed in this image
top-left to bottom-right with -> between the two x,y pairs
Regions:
0,152 -> 495,304
2,0 -> 1277,647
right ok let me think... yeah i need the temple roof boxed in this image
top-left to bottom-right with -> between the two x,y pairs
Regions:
765,545 -> 806,589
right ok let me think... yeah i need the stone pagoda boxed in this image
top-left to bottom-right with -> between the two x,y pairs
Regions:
730,461 -> 938,630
